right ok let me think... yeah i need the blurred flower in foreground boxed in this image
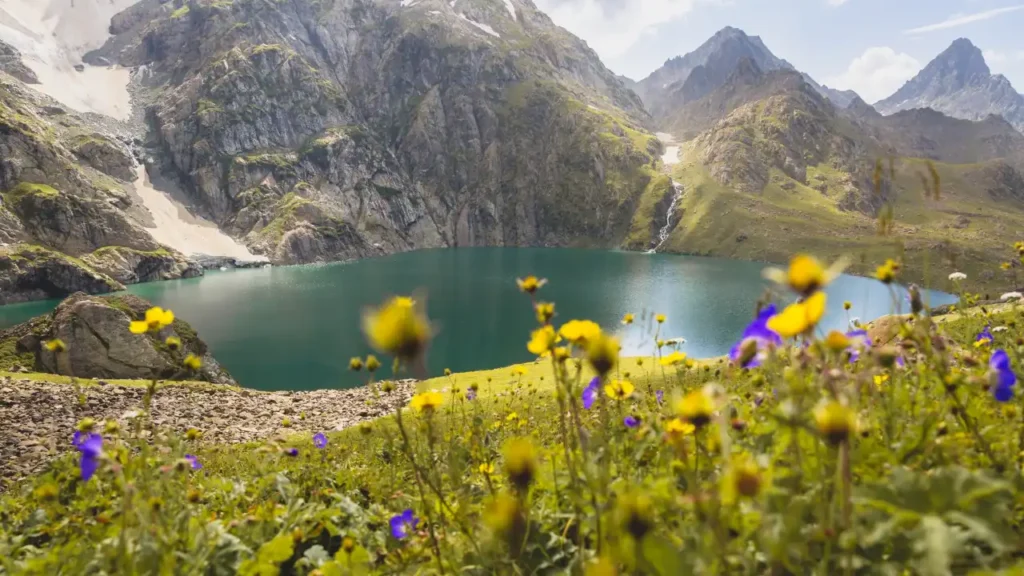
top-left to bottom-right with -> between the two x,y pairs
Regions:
990,349 -> 1016,402
390,509 -> 419,539
72,432 -> 102,481
362,296 -> 431,362
729,305 -> 781,368
313,433 -> 327,449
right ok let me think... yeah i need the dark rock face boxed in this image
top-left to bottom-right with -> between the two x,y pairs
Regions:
0,40 -> 38,84
0,245 -> 124,305
10,292 -> 235,384
80,247 -> 202,284
875,38 -> 1024,132
69,134 -> 136,181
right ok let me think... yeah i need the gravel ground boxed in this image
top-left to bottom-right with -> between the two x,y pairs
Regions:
0,377 -> 417,487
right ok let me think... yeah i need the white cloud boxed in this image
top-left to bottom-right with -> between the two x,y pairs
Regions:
825,47 -> 922,103
904,5 -> 1024,35
532,0 -> 703,60
983,49 -> 1024,77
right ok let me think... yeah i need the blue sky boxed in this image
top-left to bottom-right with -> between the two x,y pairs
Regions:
532,0 -> 1024,103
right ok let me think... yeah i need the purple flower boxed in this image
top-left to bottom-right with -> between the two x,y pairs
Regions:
285,447 -> 299,457
582,377 -> 599,410
623,416 -> 639,428
990,349 -> 1016,402
846,329 -> 870,363
729,305 -> 782,368
313,433 -> 328,449
977,326 -> 994,344
390,508 -> 419,539
72,432 -> 103,482
466,389 -> 477,401
655,390 -> 664,405
184,454 -> 202,470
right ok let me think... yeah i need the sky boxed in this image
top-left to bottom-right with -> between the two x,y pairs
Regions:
531,0 -> 1024,103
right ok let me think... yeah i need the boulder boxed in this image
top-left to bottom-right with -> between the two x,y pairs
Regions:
0,244 -> 124,305
81,246 -> 203,284
11,292 -> 235,384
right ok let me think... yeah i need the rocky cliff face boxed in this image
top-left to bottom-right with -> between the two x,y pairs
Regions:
86,0 -> 657,263
875,39 -> 1024,133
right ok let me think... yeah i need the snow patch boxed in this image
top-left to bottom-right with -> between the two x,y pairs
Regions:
502,0 -> 517,20
428,10 -> 442,14
0,0 -> 140,119
458,13 -> 500,38
656,133 -> 681,166
132,165 -> 265,261
401,0 -> 419,6
449,0 -> 457,6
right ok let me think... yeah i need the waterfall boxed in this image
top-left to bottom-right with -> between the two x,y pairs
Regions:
648,180 -> 684,253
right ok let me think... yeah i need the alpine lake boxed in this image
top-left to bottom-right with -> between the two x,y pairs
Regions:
0,248 -> 956,391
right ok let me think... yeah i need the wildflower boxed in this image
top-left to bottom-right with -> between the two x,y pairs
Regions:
824,331 -> 850,352
622,313 -> 634,325
1001,292 -> 1023,302
764,254 -> 846,296
655,314 -> 666,324
164,336 -> 181,351
582,377 -> 599,409
624,415 -> 640,428
34,483 -> 59,500
504,438 -> 538,491
526,325 -> 557,356
104,420 -> 120,434
466,388 -> 477,401
43,339 -> 66,353
409,391 -> 443,412
949,272 -> 967,282
484,493 -> 523,535
586,333 -> 619,376
655,390 -> 664,405
636,358 -> 644,367
183,354 -> 202,370
559,319 -> 601,344
511,365 -> 527,376
362,296 -> 431,361
313,433 -> 327,449
365,355 -> 381,372
843,301 -> 852,311
615,491 -> 654,540
722,454 -> 765,503
349,357 -> 364,371
677,389 -> 713,427
665,418 -> 695,442
479,462 -> 495,475
341,536 -> 356,554
660,351 -> 687,366
873,374 -> 889,389
516,276 -> 547,294
389,509 -> 419,539
994,326 -> 1009,333
76,417 -> 97,433
729,305 -> 782,368
975,326 -> 994,348
381,380 -> 396,393
184,454 -> 202,470
767,292 -> 827,338
1002,262 -> 1013,271
875,259 -> 898,284
535,302 -> 555,324
814,401 -> 855,445
990,349 -> 1016,402
552,347 -> 570,361
72,432 -> 102,481
604,379 -> 634,400
129,306 -> 175,334
285,448 -> 299,457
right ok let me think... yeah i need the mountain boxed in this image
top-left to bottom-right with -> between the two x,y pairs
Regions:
80,0 -> 661,265
635,26 -> 861,119
875,38 -> 1024,133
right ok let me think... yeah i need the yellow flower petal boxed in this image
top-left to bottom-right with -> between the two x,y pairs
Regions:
129,321 -> 149,334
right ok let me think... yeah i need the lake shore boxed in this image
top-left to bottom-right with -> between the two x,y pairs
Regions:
0,374 -> 416,487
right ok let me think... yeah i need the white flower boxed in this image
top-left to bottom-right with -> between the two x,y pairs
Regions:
993,326 -> 1009,333
1000,292 -> 1023,302
948,272 -> 967,281
848,317 -> 862,329
664,337 -> 687,346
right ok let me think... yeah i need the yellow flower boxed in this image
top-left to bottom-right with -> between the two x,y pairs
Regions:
655,314 -> 666,324
558,319 -> 601,345
527,325 -> 557,356
183,354 -> 202,371
130,306 -> 175,334
665,418 -> 695,442
843,300 -> 852,311
43,339 -> 66,353
516,276 -> 547,294
603,379 -> 634,400
622,313 -> 634,325
349,357 -> 364,371
615,491 -> 654,540
584,557 -> 618,576
361,296 -> 431,361
504,438 -> 538,490
409,391 -> 443,412
443,368 -> 452,376
479,462 -> 495,475
767,292 -> 827,338
659,351 -> 687,366
506,412 -> 519,422
722,454 -> 766,504
677,389 -> 714,427
511,365 -> 527,376
873,373 -> 889,389
534,302 -> 555,324
365,355 -> 381,372
164,336 -> 182,351
586,332 -> 619,376
1001,262 -> 1013,271
815,401 -> 855,445
824,331 -> 850,352
875,259 -> 898,284
552,347 -> 570,362
764,254 -> 847,296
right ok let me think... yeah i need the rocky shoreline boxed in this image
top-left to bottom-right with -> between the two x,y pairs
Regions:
0,376 -> 417,487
